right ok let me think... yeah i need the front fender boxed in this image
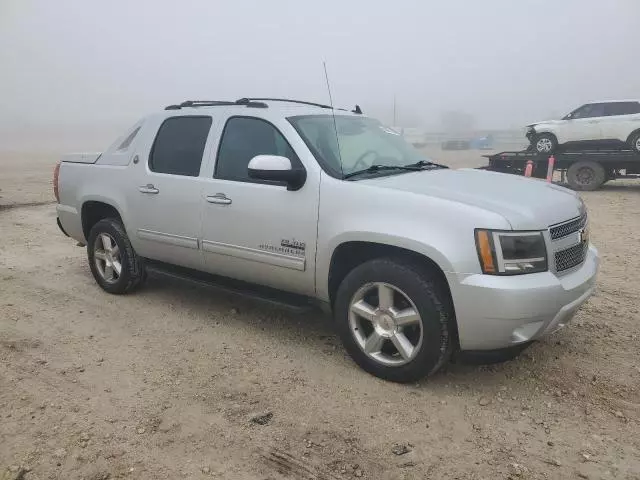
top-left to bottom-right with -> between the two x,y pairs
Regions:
314,173 -> 512,302
531,124 -> 564,143
316,230 -> 459,303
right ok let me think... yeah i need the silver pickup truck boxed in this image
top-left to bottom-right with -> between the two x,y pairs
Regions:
55,98 -> 599,382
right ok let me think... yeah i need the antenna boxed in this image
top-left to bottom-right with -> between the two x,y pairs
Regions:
393,95 -> 397,126
323,61 -> 344,178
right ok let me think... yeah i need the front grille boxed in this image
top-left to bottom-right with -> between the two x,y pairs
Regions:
555,242 -> 587,272
550,213 -> 587,240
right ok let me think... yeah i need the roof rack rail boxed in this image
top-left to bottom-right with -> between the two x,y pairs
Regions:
238,98 -> 333,109
238,98 -> 363,114
164,99 -> 268,110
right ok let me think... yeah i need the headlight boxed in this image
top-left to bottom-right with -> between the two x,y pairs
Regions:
475,230 -> 548,275
578,197 -> 587,216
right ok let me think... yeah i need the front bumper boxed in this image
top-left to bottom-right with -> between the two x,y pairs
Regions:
525,127 -> 536,142
56,216 -> 70,237
447,245 -> 599,351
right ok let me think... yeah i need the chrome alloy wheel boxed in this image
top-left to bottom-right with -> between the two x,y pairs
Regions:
536,137 -> 553,153
348,282 -> 424,367
93,233 -> 122,284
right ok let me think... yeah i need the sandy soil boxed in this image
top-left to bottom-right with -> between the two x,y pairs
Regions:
1,150 -> 639,480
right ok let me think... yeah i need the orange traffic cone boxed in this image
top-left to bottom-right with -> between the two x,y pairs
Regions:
546,155 -> 555,182
524,160 -> 534,177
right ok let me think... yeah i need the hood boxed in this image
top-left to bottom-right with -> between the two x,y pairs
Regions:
361,168 -> 582,230
527,119 -> 564,128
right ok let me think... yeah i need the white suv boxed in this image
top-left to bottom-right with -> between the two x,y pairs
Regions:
527,100 -> 640,154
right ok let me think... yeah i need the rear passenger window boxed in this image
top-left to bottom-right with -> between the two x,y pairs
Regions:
149,116 -> 212,176
605,102 -> 640,116
215,116 -> 300,183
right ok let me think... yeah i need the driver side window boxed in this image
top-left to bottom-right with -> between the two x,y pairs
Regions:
215,116 -> 301,183
571,103 -> 605,119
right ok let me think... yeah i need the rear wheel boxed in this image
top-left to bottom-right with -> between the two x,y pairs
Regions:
533,133 -> 557,154
566,161 -> 606,191
630,131 -> 640,153
87,218 -> 145,294
334,258 -> 453,383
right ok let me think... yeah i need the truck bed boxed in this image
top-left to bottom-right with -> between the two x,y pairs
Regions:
484,149 -> 640,177
60,153 -> 102,164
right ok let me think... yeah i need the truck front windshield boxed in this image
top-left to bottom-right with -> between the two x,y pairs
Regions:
288,115 -> 426,179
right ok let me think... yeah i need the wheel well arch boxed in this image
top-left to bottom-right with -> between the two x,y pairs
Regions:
81,201 -> 123,239
626,128 -> 640,143
327,241 -> 452,308
327,241 -> 459,347
535,131 -> 558,141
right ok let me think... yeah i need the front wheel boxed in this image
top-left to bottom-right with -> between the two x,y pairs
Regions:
533,133 -> 557,154
334,258 -> 453,383
87,218 -> 145,294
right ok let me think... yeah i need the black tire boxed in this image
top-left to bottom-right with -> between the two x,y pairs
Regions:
566,161 -> 606,191
629,131 -> 640,153
532,133 -> 557,154
87,218 -> 145,294
334,258 -> 454,383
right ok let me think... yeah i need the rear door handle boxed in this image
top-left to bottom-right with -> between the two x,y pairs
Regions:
139,184 -> 159,194
205,193 -> 232,205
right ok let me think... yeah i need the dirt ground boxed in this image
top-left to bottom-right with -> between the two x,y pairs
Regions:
1,150 -> 639,480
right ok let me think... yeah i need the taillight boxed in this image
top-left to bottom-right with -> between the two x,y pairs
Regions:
53,162 -> 61,202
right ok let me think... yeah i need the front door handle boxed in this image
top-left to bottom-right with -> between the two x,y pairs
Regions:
205,193 -> 232,205
139,184 -> 159,194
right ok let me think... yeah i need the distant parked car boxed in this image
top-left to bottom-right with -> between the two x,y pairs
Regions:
526,100 -> 640,154
441,139 -> 470,150
470,134 -> 494,150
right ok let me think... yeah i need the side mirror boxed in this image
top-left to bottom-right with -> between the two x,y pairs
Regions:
247,155 -> 306,191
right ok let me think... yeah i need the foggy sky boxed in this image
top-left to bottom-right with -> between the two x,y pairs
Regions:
1,0 -> 639,134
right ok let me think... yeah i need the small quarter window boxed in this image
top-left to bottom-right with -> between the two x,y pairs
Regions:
116,126 -> 141,151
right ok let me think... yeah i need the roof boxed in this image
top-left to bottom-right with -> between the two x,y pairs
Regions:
587,99 -> 640,104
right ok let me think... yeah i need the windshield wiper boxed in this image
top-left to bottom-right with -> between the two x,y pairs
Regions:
343,164 -> 421,179
403,159 -> 448,169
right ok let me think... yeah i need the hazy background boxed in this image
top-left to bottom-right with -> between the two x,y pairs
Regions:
1,0 -> 638,151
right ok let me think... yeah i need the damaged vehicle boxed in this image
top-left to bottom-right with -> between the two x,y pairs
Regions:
527,100 -> 640,154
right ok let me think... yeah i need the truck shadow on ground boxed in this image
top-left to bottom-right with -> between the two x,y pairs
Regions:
140,272 -> 557,390
596,182 -> 640,193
